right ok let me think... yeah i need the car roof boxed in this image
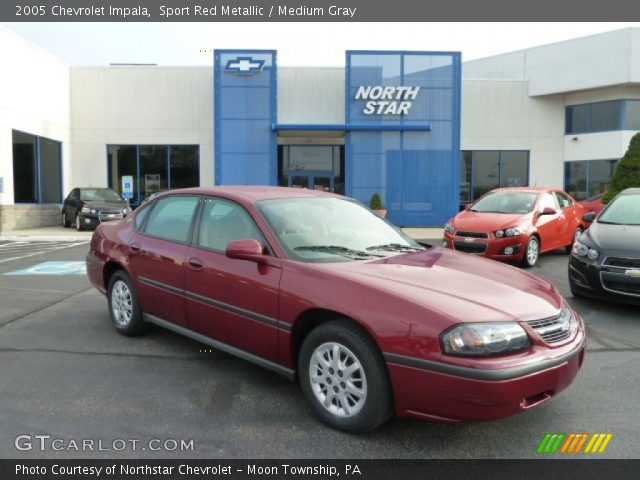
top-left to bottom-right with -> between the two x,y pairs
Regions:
486,187 -> 554,194
621,188 -> 640,195
163,186 -> 341,202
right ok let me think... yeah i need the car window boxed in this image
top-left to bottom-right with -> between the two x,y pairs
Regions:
143,196 -> 199,243
197,198 -> 266,252
539,193 -> 557,211
554,191 -> 572,209
134,203 -> 152,230
70,189 -> 79,201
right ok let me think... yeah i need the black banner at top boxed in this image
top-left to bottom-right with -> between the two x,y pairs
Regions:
2,0 -> 640,22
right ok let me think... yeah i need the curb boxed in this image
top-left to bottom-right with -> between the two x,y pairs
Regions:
0,235 -> 91,242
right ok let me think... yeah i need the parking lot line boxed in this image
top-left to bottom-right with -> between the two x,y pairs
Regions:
0,241 -> 89,264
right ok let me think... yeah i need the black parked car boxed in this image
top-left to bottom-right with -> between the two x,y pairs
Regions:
569,188 -> 640,305
62,188 -> 131,231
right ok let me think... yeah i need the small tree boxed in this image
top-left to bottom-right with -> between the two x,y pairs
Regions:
603,132 -> 640,204
370,193 -> 384,210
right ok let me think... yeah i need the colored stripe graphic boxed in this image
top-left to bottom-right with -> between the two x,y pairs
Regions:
538,433 -> 613,454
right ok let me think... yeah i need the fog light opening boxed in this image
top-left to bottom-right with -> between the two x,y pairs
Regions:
520,391 -> 553,409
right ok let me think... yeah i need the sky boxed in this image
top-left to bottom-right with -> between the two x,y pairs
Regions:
2,22 -> 640,66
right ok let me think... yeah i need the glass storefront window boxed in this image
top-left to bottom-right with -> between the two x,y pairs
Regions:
461,150 -> 530,203
108,145 -> 200,205
472,151 -> 500,199
12,130 -> 62,204
564,159 -> 618,201
590,101 -> 622,132
140,146 -> 168,202
278,145 -> 344,195
566,104 -> 590,134
625,100 -> 640,130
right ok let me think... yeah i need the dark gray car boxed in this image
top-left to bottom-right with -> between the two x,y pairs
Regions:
62,188 -> 131,231
569,188 -> 640,305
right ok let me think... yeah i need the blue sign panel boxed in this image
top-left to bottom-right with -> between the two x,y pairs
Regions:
346,51 -> 461,226
215,50 -> 277,186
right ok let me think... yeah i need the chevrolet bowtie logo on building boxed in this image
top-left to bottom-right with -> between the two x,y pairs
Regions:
537,432 -> 613,454
224,57 -> 265,75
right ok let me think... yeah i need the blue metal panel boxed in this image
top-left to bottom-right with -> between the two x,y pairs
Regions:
215,50 -> 277,186
272,124 -> 430,132
345,51 -> 461,226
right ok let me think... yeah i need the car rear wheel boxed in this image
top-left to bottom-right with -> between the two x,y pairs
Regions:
298,319 -> 393,433
62,212 -> 70,228
107,270 -> 146,336
565,227 -> 584,254
521,236 -> 540,268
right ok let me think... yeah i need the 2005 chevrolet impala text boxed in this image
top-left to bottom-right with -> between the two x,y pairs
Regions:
86,186 -> 585,433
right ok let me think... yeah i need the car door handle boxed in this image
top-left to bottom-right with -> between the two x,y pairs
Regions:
187,257 -> 204,271
130,243 -> 142,254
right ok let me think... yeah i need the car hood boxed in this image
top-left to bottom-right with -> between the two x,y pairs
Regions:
585,222 -> 640,252
320,248 -> 562,323
452,210 -> 530,232
84,201 -> 126,209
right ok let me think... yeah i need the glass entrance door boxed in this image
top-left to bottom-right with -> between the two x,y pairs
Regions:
288,173 -> 334,192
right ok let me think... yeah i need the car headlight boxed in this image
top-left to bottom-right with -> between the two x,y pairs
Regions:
441,322 -> 530,356
81,206 -> 91,213
573,241 -> 599,260
557,305 -> 577,334
494,227 -> 523,238
444,222 -> 455,234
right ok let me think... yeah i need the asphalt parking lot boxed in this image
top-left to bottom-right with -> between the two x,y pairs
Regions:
0,240 -> 638,459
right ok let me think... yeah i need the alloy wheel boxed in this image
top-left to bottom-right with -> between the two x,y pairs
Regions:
574,227 -> 583,243
308,342 -> 368,418
527,237 -> 539,266
110,280 -> 133,326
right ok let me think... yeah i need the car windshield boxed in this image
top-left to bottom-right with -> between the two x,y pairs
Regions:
256,197 -> 425,262
80,188 -> 122,202
598,194 -> 640,225
471,191 -> 538,214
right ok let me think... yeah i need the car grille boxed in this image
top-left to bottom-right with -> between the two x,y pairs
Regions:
603,257 -> 640,269
453,241 -> 487,254
601,279 -> 640,296
455,231 -> 489,239
526,315 -> 573,344
98,209 -> 124,222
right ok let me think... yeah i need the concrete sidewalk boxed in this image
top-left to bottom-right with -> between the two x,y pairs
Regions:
0,225 -> 444,242
0,226 -> 92,242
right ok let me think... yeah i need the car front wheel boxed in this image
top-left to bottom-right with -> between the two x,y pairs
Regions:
107,270 -> 146,336
298,319 -> 393,433
75,214 -> 83,231
521,236 -> 540,268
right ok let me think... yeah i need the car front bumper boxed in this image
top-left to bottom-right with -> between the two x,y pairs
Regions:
386,329 -> 586,422
442,232 -> 525,262
569,255 -> 640,305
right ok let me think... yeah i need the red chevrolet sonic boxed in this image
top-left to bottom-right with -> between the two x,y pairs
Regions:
87,187 -> 585,433
443,187 -> 586,268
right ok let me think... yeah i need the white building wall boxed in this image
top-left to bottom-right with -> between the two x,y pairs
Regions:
461,80 -> 566,188
0,26 -> 70,206
70,66 -> 214,190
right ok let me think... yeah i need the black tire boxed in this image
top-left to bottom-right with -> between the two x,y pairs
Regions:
107,270 -> 147,336
298,319 -> 393,433
62,211 -> 71,228
521,235 -> 540,268
75,214 -> 84,232
565,227 -> 584,254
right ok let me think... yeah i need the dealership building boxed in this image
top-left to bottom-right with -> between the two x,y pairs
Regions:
1,26 -> 639,231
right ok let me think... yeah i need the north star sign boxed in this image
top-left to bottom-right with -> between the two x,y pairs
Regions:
355,85 -> 421,115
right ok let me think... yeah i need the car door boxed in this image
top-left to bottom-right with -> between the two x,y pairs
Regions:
553,191 -> 576,245
534,192 -> 563,252
184,196 -> 282,362
126,195 -> 201,328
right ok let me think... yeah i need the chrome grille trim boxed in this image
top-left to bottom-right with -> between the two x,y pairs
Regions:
603,257 -> 640,269
526,314 -> 573,344
455,231 -> 489,239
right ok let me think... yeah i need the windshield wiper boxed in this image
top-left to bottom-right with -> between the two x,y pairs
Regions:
597,220 -> 623,225
294,245 -> 384,259
366,243 -> 424,252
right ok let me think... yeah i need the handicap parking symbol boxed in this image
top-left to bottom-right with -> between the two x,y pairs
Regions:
4,261 -> 87,276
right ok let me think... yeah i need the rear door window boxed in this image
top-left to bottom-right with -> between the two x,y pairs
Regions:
142,196 -> 200,243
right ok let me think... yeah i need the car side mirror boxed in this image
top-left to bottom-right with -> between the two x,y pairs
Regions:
226,239 -> 266,263
539,207 -> 557,216
582,212 -> 596,223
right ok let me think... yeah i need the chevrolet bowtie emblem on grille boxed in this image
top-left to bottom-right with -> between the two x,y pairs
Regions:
624,269 -> 640,278
224,56 -> 265,75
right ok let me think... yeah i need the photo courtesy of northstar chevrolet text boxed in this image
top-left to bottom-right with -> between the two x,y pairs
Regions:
0,2 -> 639,478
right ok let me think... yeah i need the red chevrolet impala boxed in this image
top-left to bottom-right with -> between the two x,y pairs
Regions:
443,187 -> 586,267
87,187 -> 585,432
